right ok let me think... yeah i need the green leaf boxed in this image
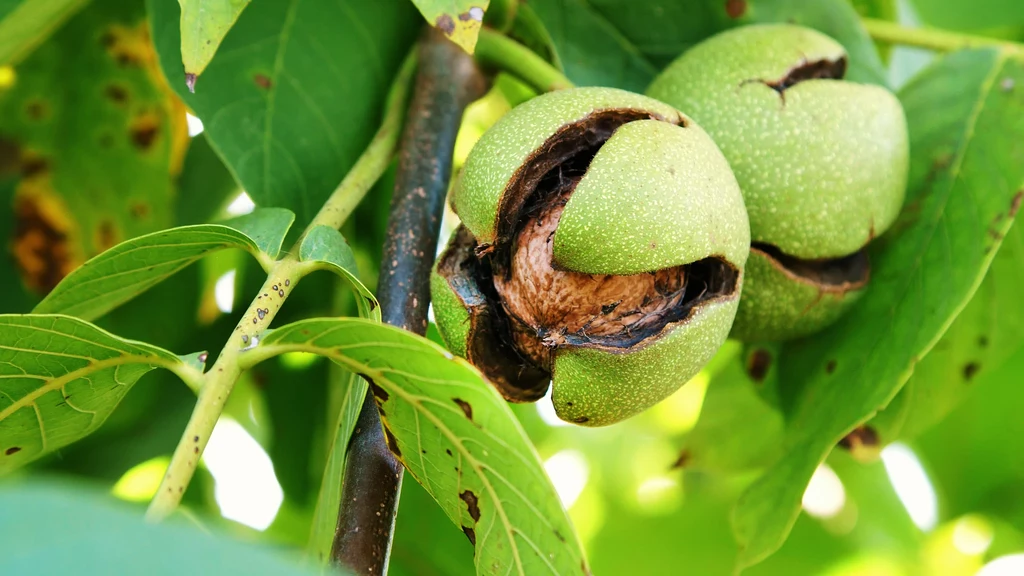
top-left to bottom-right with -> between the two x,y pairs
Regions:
0,314 -> 192,474
523,0 -> 885,93
178,0 -> 251,84
33,208 -> 294,321
411,0 -> 489,54
302,227 -> 380,563
307,367 -> 366,565
731,48 -> 1024,569
871,210 -> 1024,443
0,481 -> 318,575
0,0 -> 189,294
148,0 -> 420,224
0,0 -> 87,65
299,225 -> 380,320
243,318 -> 588,576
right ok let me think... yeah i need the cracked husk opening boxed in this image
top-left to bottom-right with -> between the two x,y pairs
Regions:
752,242 -> 869,294
438,110 -> 739,402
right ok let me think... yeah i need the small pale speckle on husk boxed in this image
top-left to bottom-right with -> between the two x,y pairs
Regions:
431,87 -> 749,426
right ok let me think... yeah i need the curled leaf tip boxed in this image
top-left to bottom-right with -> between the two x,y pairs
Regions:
185,73 -> 196,93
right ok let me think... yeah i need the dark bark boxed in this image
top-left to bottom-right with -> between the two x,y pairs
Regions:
330,29 -> 486,575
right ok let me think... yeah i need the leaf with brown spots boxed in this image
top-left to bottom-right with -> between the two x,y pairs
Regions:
243,318 -> 589,575
148,0 -> 419,225
0,315 -> 192,474
410,0 -> 488,53
734,49 -> 1024,569
0,0 -> 187,273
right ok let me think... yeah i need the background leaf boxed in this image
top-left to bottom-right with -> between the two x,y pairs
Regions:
521,0 -> 885,92
245,318 -> 588,576
732,48 -> 1024,569
0,0 -> 88,65
178,0 -> 251,84
33,208 -> 294,321
0,0 -> 188,297
174,133 -> 240,226
410,0 -> 490,54
0,314 -> 190,474
147,0 -> 419,225
909,0 -> 1024,32
0,480 -> 318,575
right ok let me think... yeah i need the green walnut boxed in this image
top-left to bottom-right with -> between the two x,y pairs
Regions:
431,87 -> 750,426
647,24 -> 909,341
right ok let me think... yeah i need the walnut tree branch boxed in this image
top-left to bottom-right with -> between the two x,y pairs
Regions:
330,28 -> 486,574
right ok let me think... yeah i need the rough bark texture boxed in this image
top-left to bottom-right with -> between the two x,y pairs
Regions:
331,29 -> 486,575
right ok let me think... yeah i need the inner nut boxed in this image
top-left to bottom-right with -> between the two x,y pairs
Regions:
493,181 -> 687,370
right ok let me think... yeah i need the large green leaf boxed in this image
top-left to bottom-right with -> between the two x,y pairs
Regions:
242,318 -> 588,576
33,208 -> 294,321
178,0 -> 251,85
0,314 -> 194,474
0,481 -> 318,575
870,215 -> 1024,444
148,0 -> 419,224
524,0 -> 885,93
731,48 -> 1024,569
0,0 -> 188,295
0,0 -> 87,65
410,0 -> 490,53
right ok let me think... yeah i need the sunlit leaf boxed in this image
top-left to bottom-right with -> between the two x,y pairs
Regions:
0,315 -> 193,474
411,0 -> 489,53
178,0 -> 251,86
34,208 -> 294,321
0,0 -> 87,65
243,318 -> 588,576
148,0 -> 419,224
731,48 -> 1024,569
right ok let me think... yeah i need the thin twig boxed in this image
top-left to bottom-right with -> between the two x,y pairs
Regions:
330,28 -> 486,574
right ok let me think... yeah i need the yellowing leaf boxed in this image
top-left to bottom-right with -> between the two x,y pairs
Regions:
412,0 -> 489,54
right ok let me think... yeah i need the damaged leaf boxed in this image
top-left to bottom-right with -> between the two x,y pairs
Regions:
178,0 -> 251,91
0,0 -> 188,295
412,0 -> 489,54
242,318 -> 588,575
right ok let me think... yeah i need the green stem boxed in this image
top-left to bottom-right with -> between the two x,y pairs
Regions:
145,50 -> 419,522
146,256 -> 305,521
862,18 -> 1024,56
475,28 -> 574,92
